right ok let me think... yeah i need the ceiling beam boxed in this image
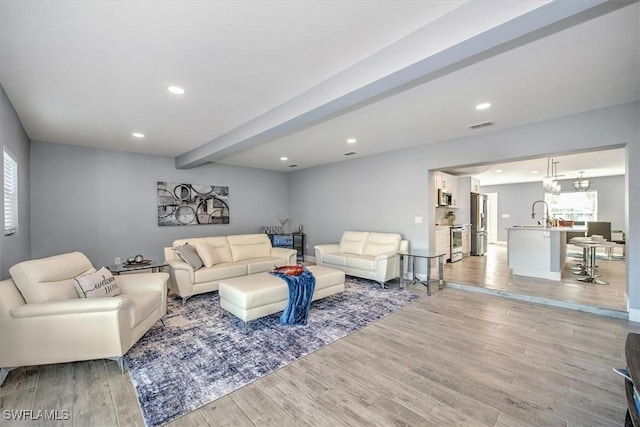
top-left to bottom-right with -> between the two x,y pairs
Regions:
175,0 -> 624,169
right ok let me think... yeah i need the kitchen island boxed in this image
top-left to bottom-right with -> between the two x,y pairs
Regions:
507,226 -> 584,281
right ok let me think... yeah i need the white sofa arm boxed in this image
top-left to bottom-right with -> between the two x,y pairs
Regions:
314,244 -> 340,257
165,258 -> 195,297
117,272 -> 169,294
314,244 -> 340,266
10,297 -> 132,319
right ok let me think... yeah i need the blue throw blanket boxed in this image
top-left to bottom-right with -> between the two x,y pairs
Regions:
270,268 -> 316,325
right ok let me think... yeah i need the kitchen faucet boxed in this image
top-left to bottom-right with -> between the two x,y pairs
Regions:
531,200 -> 550,227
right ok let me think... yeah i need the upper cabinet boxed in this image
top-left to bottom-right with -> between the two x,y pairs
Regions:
470,176 -> 481,193
434,171 -> 459,207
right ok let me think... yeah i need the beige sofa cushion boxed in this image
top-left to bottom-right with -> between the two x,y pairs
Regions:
363,232 -> 402,256
9,252 -> 95,303
227,234 -> 272,261
346,254 -> 376,270
194,263 -> 248,284
196,243 -> 220,268
174,237 -> 232,265
339,231 -> 370,255
123,291 -> 163,328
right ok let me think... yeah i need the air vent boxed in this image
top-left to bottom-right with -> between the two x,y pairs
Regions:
468,121 -> 494,130
344,152 -> 357,156
288,164 -> 298,168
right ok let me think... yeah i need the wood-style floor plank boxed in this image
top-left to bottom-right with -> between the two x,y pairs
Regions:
444,242 -> 627,311
2,281 -> 640,426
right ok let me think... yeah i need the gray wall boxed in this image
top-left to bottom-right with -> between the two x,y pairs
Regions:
290,102 -> 637,252
288,102 -> 639,309
483,175 -> 625,242
30,141 -> 289,268
0,85 -> 31,279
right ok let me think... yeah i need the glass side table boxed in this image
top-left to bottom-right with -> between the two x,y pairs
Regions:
397,250 -> 446,296
107,260 -> 167,275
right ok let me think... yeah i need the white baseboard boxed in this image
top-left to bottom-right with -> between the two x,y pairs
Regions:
629,308 -> 640,323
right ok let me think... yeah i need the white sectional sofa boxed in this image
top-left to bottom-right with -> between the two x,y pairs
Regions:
164,233 -> 297,304
314,231 -> 408,287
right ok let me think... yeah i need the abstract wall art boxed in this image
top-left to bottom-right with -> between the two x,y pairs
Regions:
157,181 -> 230,226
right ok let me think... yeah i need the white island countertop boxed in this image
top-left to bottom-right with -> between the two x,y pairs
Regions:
506,226 -> 585,281
506,225 -> 586,232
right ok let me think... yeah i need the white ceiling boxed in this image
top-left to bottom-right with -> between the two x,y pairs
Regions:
1,1 -> 638,185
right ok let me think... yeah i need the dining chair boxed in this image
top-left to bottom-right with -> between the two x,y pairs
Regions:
612,229 -> 626,258
586,221 -> 612,258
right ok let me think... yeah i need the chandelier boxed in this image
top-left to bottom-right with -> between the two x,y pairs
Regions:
542,157 -> 561,195
572,171 -> 591,191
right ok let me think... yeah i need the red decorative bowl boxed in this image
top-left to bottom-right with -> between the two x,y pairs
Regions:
273,264 -> 305,276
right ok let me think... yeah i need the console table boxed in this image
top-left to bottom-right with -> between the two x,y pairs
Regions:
397,250 -> 446,296
268,233 -> 305,262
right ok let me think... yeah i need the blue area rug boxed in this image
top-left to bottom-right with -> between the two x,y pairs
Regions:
125,276 -> 419,426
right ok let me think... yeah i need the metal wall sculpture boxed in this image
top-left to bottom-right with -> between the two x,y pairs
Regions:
157,181 -> 230,226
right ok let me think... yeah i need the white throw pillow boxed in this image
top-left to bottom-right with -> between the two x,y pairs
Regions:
74,267 -> 121,298
196,243 -> 221,268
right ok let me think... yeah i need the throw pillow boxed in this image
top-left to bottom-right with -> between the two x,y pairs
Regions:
195,242 -> 220,268
175,243 -> 204,270
74,267 -> 121,298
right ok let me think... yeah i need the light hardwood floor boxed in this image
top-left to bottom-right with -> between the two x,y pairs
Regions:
1,283 -> 639,426
444,242 -> 628,312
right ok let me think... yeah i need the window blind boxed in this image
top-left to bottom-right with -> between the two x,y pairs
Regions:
4,148 -> 18,236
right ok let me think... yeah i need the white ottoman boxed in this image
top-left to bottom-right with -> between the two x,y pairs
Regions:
218,265 -> 345,326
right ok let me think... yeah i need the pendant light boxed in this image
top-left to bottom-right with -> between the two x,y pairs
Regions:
573,171 -> 591,191
542,157 -> 554,191
551,160 -> 561,195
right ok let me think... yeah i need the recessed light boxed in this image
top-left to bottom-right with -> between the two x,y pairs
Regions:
530,170 -> 539,174
346,138 -> 357,143
168,86 -> 186,95
476,102 -> 491,110
280,157 -> 288,161
495,169 -> 503,173
132,132 -> 145,138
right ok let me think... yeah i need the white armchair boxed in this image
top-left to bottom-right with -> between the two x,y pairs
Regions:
0,252 -> 168,386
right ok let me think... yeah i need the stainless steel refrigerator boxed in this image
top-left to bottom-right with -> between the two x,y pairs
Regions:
470,192 -> 488,256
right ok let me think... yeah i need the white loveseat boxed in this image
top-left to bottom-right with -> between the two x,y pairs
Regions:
0,252 -> 168,386
164,233 -> 297,304
314,231 -> 408,287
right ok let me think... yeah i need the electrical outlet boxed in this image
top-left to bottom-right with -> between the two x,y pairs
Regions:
115,257 -> 121,264
305,244 -> 309,249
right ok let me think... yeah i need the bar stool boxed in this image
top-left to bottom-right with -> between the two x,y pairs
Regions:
578,241 -> 615,285
571,236 -> 596,276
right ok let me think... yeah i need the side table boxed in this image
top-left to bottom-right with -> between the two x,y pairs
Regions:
397,250 -> 446,296
107,260 -> 167,275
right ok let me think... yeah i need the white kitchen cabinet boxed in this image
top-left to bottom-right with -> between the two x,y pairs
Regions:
435,227 -> 450,263
471,177 -> 481,193
434,171 -> 458,206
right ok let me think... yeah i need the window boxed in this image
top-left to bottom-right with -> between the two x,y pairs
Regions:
3,148 -> 18,236
545,191 -> 597,222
